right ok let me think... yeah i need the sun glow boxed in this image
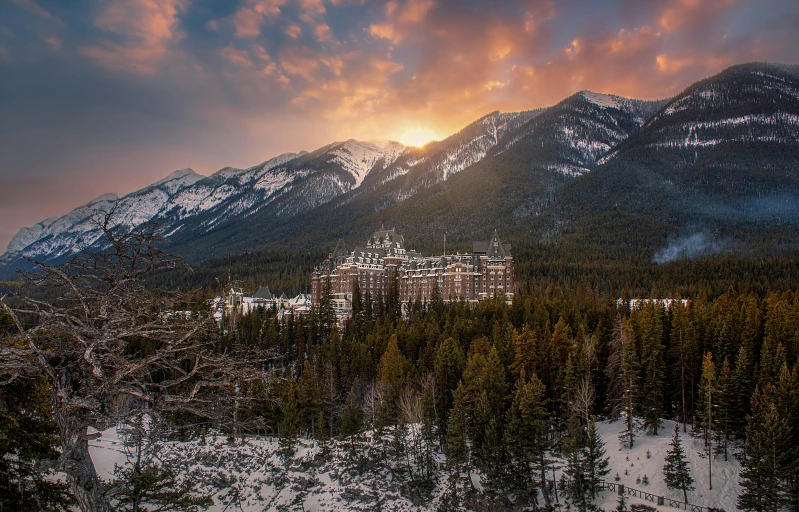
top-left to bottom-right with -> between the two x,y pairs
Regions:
396,126 -> 440,147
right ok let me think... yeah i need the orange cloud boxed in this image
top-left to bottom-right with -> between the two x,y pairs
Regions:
219,45 -> 252,68
233,0 -> 286,38
81,0 -> 186,74
656,53 -> 694,74
315,23 -> 333,43
658,0 -> 737,33
285,24 -> 302,38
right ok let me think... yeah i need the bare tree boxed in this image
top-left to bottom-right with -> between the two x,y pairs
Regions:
570,376 -> 596,427
362,381 -> 380,428
0,210 -> 269,511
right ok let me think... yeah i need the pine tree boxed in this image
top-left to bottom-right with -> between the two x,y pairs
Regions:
564,416 -> 610,512
618,320 -> 639,449
713,357 -> 732,461
663,422 -> 694,504
698,352 -> 716,489
433,337 -> 465,436
583,418 -> 610,503
738,385 -> 792,512
445,385 -> 467,466
298,360 -> 322,437
340,386 -> 363,437
616,490 -> 628,512
0,374 -> 75,511
563,416 -> 589,512
279,380 -> 301,453
730,344 -> 754,440
376,335 -> 409,427
505,372 -> 552,507
639,304 -> 665,435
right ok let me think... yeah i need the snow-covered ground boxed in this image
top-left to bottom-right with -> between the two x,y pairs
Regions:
88,419 -> 742,511
594,419 -> 741,511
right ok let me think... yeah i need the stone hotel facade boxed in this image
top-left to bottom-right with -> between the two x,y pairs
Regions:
311,227 -> 514,312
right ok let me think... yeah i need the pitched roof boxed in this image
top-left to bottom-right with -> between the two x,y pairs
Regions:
473,230 -> 512,258
254,286 -> 272,300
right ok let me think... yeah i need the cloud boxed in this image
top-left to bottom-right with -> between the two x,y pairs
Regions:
314,23 -> 333,43
9,0 -> 63,25
81,0 -> 187,74
232,0 -> 286,38
43,35 -> 61,51
285,24 -> 302,38
219,45 -> 252,68
2,0 -> 799,254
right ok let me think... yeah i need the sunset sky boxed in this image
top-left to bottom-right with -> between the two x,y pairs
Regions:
1,0 -> 798,251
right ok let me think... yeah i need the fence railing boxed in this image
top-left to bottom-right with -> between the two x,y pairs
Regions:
573,480 -> 718,511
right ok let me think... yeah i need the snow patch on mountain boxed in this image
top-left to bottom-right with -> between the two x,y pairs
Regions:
153,169 -> 203,193
581,91 -> 622,109
329,140 -> 407,187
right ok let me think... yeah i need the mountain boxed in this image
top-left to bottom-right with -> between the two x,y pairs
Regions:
1,141 -> 407,272
548,62 -> 799,261
3,62 -> 798,275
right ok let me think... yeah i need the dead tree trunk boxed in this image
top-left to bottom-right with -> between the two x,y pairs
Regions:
57,412 -> 112,512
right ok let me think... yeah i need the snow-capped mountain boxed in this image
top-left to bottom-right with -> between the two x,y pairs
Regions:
549,62 -> 799,256
3,62 -> 798,273
1,142 -> 408,272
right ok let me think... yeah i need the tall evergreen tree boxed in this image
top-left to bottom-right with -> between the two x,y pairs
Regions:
583,418 -> 610,503
619,320 -> 639,448
340,386 -> 363,437
738,385 -> 792,512
433,337 -> 465,436
713,357 -> 733,461
639,304 -> 666,435
0,375 -> 75,511
376,335 -> 409,427
605,314 -> 626,420
663,422 -> 694,504
563,416 -> 609,512
698,352 -> 716,489
505,372 -> 552,508
731,344 -> 755,440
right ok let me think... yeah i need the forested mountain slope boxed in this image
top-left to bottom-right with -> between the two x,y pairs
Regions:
3,62 -> 798,274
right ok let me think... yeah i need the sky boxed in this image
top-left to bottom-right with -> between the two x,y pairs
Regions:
1,0 -> 798,252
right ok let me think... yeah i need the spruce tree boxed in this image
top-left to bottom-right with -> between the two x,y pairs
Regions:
279,380 -> 301,452
698,352 -> 716,489
713,357 -> 732,461
376,335 -> 409,427
340,386 -> 363,437
738,385 -> 792,512
505,372 -> 552,507
605,314 -> 625,420
639,304 -> 665,435
663,422 -> 694,504
563,416 -> 589,512
433,337 -> 465,436
0,374 -> 75,511
730,344 -> 754,441
618,321 -> 639,448
583,418 -> 610,503
298,360 -> 322,437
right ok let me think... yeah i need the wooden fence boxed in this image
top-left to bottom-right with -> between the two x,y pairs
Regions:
595,480 -> 716,511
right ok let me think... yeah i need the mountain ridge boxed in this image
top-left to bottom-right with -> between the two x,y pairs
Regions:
3,62 -> 798,275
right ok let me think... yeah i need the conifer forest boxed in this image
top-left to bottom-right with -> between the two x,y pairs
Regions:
2,230 -> 799,511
